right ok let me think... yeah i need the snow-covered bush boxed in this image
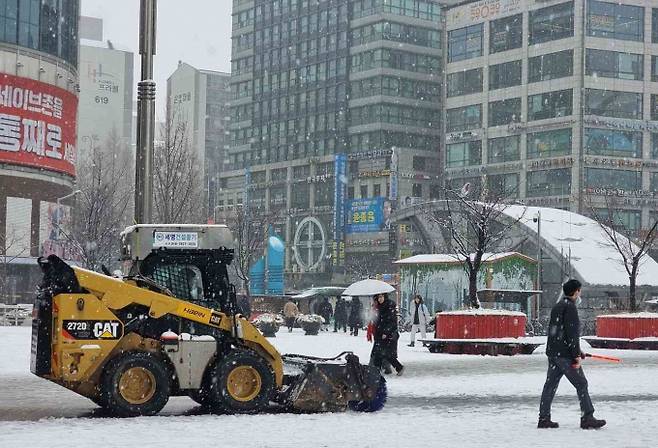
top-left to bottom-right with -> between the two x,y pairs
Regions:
252,313 -> 283,337
296,314 -> 324,335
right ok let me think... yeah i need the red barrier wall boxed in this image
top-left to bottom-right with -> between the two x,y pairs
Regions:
436,312 -> 526,339
596,314 -> 658,339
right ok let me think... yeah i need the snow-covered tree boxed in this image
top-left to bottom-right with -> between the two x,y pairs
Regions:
153,109 -> 204,224
588,195 -> 658,311
433,183 -> 523,309
55,129 -> 133,271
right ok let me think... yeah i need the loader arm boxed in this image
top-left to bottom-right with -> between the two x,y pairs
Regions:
72,266 -> 284,386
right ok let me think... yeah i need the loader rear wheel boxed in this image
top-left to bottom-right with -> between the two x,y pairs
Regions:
100,352 -> 171,417
208,350 -> 274,414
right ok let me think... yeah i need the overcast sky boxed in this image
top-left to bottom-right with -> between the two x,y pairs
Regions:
81,0 -> 233,115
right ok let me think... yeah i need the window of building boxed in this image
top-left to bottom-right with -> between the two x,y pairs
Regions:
447,68 -> 483,97
487,173 -> 519,198
528,50 -> 573,83
528,89 -> 573,121
488,135 -> 520,163
652,173 -> 658,192
592,209 -> 642,231
585,89 -> 643,120
587,0 -> 644,42
585,128 -> 643,158
527,169 -> 572,197
291,184 -> 310,208
489,60 -> 522,90
446,141 -> 482,168
446,104 -> 482,133
488,98 -> 521,127
412,183 -> 423,197
448,24 -> 483,63
490,14 -> 522,53
529,2 -> 574,45
586,168 -> 641,190
652,95 -> 658,121
653,9 -> 658,43
585,49 -> 643,81
652,56 -> 658,82
360,185 -> 368,198
527,128 -> 573,158
373,184 -> 381,197
347,186 -> 355,199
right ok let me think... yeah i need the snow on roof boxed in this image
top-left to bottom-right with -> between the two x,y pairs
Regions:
394,252 -> 534,265
501,205 -> 658,288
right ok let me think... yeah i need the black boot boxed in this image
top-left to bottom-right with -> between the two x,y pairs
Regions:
581,415 -> 606,430
537,418 -> 559,429
407,342 -> 415,347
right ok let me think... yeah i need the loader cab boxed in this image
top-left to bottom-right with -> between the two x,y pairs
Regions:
120,224 -> 236,316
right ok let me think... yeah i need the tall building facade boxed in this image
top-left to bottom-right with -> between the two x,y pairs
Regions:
0,0 -> 80,302
221,0 -> 443,288
167,62 -> 231,217
444,0 -> 658,234
78,17 -> 134,161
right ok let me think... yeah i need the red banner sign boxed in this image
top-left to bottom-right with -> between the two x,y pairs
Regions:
0,73 -> 77,177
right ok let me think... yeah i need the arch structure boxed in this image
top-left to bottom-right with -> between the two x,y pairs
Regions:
391,201 -> 658,289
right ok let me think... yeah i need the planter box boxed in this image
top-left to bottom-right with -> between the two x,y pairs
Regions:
435,309 -> 526,339
596,313 -> 658,339
301,321 -> 321,335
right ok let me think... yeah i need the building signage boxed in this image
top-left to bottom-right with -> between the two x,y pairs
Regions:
390,149 -> 398,201
447,0 -> 522,28
333,153 -> 347,266
347,149 -> 393,161
0,74 -> 77,177
345,197 -> 386,234
584,156 -> 644,169
585,187 -> 656,199
529,157 -> 574,169
584,116 -> 658,132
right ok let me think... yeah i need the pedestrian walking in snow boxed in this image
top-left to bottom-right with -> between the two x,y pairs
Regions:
283,299 -> 299,332
318,297 -> 333,331
238,295 -> 252,319
371,293 -> 404,376
538,279 -> 606,430
348,298 -> 363,336
367,296 -> 393,374
407,294 -> 430,347
334,296 -> 348,332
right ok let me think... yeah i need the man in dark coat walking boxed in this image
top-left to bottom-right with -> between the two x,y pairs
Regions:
538,279 -> 606,430
333,297 -> 348,332
348,298 -> 363,336
371,293 -> 404,375
317,297 -> 333,331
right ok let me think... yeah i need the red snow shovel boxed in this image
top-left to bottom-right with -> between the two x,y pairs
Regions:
586,353 -> 622,363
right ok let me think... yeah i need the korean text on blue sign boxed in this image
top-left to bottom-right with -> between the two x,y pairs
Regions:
345,197 -> 384,234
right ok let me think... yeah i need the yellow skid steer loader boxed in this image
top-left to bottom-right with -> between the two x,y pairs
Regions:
31,225 -> 385,417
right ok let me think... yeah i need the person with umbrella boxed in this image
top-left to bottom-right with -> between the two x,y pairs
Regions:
348,298 -> 363,336
371,293 -> 404,376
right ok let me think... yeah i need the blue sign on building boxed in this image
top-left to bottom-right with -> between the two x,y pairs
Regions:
345,197 -> 385,233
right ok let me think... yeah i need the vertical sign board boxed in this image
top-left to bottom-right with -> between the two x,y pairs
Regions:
333,153 -> 347,266
389,149 -> 398,202
0,74 -> 77,177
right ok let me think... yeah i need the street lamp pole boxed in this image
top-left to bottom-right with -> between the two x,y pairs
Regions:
134,0 -> 157,224
57,190 -> 83,205
535,211 -> 542,320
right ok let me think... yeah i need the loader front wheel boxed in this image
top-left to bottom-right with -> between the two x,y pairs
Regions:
208,350 -> 274,414
100,352 -> 171,417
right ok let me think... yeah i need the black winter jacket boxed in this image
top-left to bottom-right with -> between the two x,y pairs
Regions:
374,298 -> 399,341
545,297 -> 582,360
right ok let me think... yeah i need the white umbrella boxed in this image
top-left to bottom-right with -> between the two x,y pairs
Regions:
343,279 -> 395,297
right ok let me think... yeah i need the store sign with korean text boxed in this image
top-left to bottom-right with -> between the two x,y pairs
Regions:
333,153 -> 347,267
447,0 -> 522,28
345,197 -> 386,234
0,74 -> 77,177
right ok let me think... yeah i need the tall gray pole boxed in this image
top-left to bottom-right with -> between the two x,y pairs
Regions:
134,0 -> 157,224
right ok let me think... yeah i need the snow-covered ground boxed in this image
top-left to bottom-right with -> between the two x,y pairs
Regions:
1,325 -> 657,448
